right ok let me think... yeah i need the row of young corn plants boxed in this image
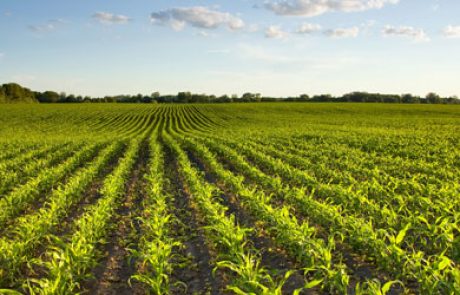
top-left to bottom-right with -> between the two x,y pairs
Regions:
25,139 -> 140,295
112,114 -> 143,138
128,130 -> 181,294
190,105 -> 225,128
247,137 -> 460,258
243,136 -> 460,261
282,133 -> 459,185
0,141 -> 124,288
175,105 -> 219,133
0,143 -> 39,162
186,134 -> 460,293
197,132 -> 460,262
0,143 -> 78,197
284,127 -> 455,165
231,138 -> 454,249
0,143 -> 61,173
118,114 -> 151,139
0,142 -> 103,228
174,133 -> 367,294
163,132 -> 294,294
256,135 -> 459,218
115,107 -> 160,139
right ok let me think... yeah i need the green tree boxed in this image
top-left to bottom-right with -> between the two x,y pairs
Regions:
37,91 -> 60,103
177,92 -> 191,103
426,92 -> 443,104
0,83 -> 37,103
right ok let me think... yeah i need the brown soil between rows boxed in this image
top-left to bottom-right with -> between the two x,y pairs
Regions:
198,137 -> 409,294
54,144 -> 127,238
183,146 -> 316,295
0,147 -> 125,290
162,137 -> 224,294
0,145 -> 103,233
82,140 -> 148,295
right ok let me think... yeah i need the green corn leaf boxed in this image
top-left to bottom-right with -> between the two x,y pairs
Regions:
437,256 -> 452,271
304,279 -> 323,289
395,223 -> 411,245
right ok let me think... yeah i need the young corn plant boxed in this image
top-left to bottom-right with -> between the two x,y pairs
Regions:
163,131 -> 296,294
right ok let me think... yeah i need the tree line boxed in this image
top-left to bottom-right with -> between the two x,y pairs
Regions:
1,82 -> 459,104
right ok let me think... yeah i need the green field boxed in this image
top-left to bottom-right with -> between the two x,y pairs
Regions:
0,103 -> 459,294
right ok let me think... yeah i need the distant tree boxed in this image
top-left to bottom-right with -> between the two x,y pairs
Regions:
0,87 -> 5,103
426,92 -> 443,104
311,94 -> 333,102
36,91 -> 59,103
177,92 -> 191,103
66,94 -> 77,103
140,95 -> 152,103
261,96 -> 278,102
382,95 -> 400,103
59,92 -> 67,102
217,95 -> 231,103
104,96 -> 115,103
151,92 -> 160,100
241,93 -> 251,102
1,83 -> 37,103
447,95 -> 460,104
401,94 -> 420,104
298,94 -> 310,101
241,92 -> 261,102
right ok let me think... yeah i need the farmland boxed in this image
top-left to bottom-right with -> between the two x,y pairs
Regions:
0,103 -> 459,294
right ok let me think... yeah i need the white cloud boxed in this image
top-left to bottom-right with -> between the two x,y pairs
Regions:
382,25 -> 430,42
443,25 -> 460,39
0,52 -> 4,59
150,7 -> 244,31
265,25 -> 289,38
29,23 -> 55,32
264,0 -> 399,17
296,23 -> 321,34
28,19 -> 66,33
325,27 -> 359,38
92,12 -> 131,25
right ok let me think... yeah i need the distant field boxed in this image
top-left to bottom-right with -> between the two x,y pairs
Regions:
0,103 -> 459,294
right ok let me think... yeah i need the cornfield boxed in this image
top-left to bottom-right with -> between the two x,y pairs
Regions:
0,103 -> 459,295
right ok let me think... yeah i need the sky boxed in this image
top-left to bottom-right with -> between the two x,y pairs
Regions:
0,0 -> 459,97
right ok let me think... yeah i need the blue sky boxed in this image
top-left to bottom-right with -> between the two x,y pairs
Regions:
0,0 -> 459,97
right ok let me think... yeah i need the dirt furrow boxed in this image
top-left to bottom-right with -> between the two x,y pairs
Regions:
162,138 -> 223,295
83,141 -> 148,295
184,149 -> 311,294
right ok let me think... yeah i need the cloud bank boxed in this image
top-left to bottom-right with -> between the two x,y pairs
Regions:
265,26 -> 289,38
93,12 -> 131,24
296,23 -> 321,34
325,27 -> 360,38
383,25 -> 430,42
264,0 -> 399,17
151,7 -> 244,31
443,25 -> 460,38
28,19 -> 65,33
